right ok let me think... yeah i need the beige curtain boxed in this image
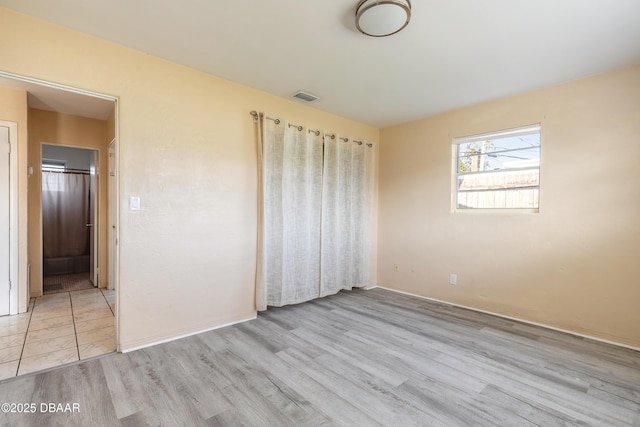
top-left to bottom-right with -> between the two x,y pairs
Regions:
42,171 -> 90,258
255,112 -> 376,311
255,115 -> 267,310
256,116 -> 324,310
320,136 -> 374,297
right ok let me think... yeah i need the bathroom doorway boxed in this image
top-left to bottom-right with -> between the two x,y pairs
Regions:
41,144 -> 99,294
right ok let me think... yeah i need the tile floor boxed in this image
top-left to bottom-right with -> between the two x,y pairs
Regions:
0,288 -> 115,380
43,272 -> 95,294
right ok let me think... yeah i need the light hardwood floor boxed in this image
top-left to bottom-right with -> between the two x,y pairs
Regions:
0,288 -> 638,426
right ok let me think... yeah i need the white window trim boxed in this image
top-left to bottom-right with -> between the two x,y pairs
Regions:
452,124 -> 541,213
453,124 -> 541,145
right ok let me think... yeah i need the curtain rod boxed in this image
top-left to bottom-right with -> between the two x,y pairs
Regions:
251,111 -> 374,147
43,169 -> 91,175
322,135 -> 374,148
250,110 -> 280,125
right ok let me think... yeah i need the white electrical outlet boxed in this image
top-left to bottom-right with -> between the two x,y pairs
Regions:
394,264 -> 399,272
449,274 -> 457,285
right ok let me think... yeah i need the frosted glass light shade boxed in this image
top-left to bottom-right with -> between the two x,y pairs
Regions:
356,0 -> 412,37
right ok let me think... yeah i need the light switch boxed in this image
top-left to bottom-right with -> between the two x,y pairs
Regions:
130,196 -> 141,211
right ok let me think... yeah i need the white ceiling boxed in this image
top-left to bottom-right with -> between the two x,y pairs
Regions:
1,0 -> 640,128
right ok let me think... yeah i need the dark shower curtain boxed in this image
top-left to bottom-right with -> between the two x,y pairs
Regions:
42,171 -> 91,259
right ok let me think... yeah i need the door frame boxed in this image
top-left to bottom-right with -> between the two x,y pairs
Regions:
0,121 -> 19,315
0,69 -> 120,350
90,148 -> 99,286
40,143 -> 99,288
108,138 -> 118,292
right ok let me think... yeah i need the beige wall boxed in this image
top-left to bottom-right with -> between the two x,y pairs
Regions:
0,8 -> 378,350
378,64 -> 640,348
28,108 -> 109,294
0,85 -> 29,313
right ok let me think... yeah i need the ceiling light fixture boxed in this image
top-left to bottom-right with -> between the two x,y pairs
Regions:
355,0 -> 412,37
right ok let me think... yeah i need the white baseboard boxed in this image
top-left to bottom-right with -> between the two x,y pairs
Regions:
121,315 -> 257,353
368,286 -> 640,353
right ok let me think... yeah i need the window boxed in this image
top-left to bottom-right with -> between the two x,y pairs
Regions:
454,124 -> 541,211
42,159 -> 66,172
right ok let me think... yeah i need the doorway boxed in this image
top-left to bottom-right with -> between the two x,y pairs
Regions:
41,144 -> 99,294
0,71 -> 120,379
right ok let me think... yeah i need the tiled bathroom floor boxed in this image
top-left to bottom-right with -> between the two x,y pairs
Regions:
0,288 -> 115,380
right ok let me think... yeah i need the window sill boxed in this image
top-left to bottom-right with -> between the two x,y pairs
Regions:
453,208 -> 539,214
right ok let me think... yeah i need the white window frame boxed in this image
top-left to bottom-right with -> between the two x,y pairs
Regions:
453,124 -> 541,213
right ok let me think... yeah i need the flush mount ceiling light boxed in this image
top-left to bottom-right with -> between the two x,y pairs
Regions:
355,0 -> 412,37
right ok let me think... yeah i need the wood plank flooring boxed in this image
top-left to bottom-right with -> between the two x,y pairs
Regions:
0,288 -> 638,426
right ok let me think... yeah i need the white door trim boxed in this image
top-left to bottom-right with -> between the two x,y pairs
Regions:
0,70 -> 117,102
91,149 -> 99,287
1,121 -> 20,315
108,138 -> 118,292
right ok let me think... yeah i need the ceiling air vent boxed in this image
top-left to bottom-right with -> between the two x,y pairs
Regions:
292,91 -> 319,102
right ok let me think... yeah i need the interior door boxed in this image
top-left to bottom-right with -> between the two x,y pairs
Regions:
0,126 -> 10,316
89,150 -> 99,287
